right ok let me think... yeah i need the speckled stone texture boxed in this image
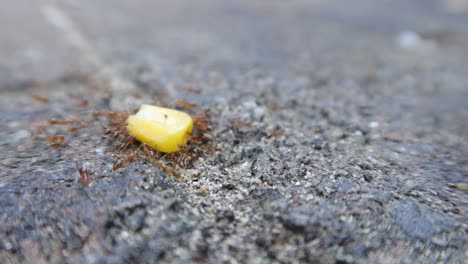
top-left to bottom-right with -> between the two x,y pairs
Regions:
1,0 -> 467,263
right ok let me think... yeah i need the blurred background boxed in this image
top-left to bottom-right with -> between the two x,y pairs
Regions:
1,0 -> 468,89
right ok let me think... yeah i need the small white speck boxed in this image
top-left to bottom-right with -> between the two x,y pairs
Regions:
395,30 -> 422,49
95,147 -> 106,155
369,121 -> 379,128
12,130 -> 31,143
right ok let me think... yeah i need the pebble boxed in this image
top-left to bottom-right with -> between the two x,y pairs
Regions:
280,214 -> 309,233
368,121 -> 379,129
387,201 -> 456,240
12,129 -> 31,143
454,183 -> 468,191
395,30 -> 422,49
199,185 -> 209,196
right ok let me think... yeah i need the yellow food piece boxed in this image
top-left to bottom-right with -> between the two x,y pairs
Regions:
127,104 -> 193,153
455,183 -> 468,191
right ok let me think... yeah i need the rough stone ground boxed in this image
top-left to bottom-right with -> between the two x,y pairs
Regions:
1,0 -> 467,263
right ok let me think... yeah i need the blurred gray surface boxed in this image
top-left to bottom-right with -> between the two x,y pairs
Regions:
1,0 -> 468,87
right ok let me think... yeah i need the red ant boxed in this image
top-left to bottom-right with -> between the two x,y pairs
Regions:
113,151 -> 138,171
36,78 -> 217,181
48,134 -> 66,147
229,118 -> 252,128
76,162 -> 92,187
139,143 -> 158,159
192,110 -> 213,133
48,119 -> 75,125
267,129 -> 285,139
176,100 -> 196,111
267,103 -> 284,111
184,87 -> 201,94
155,161 -> 181,179
68,122 -> 90,134
31,95 -> 49,103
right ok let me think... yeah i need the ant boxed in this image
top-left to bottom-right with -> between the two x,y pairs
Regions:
105,102 -> 218,179
229,118 -> 252,128
184,87 -> 201,94
76,162 -> 92,187
35,77 -> 218,181
48,134 -> 66,147
267,129 -> 285,139
175,100 -> 196,111
155,161 -> 181,179
113,151 -> 138,171
192,110 -> 213,133
31,95 -> 49,103
199,145 -> 222,152
267,103 -> 284,111
139,143 -> 158,160
68,122 -> 91,134
48,115 -> 91,134
48,119 -> 75,125
75,99 -> 89,108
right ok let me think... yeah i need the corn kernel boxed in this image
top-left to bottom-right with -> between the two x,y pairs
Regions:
127,104 -> 193,153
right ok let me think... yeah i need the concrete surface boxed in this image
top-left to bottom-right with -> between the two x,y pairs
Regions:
1,0 -> 467,263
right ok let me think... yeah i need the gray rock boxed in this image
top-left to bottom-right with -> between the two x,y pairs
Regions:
1,0 -> 468,263
387,201 -> 458,240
